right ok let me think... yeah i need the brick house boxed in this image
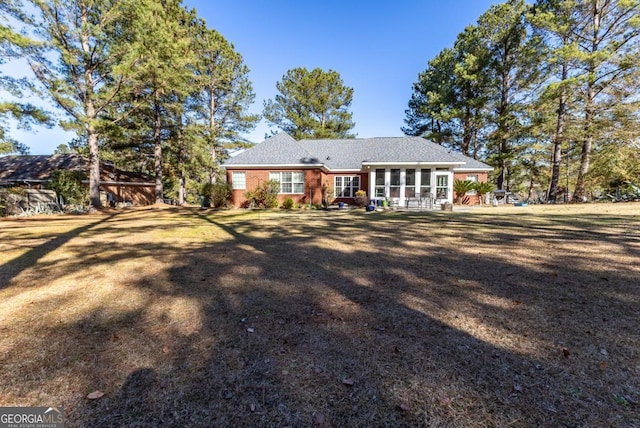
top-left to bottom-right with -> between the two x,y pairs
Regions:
223,133 -> 493,208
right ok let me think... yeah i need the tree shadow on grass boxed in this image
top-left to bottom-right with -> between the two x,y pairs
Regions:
1,209 -> 637,426
73,210 -> 639,426
0,213 -> 121,290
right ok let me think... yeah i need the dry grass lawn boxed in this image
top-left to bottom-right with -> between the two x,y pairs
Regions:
0,203 -> 639,427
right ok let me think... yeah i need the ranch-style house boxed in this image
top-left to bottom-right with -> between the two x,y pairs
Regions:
223,132 -> 493,208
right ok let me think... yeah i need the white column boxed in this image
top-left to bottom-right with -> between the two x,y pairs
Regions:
384,169 -> 390,199
369,169 -> 376,199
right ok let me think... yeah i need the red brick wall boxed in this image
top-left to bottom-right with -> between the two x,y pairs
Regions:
227,169 -> 326,207
226,169 -> 369,207
453,171 -> 489,205
227,169 -> 270,207
323,172 -> 369,204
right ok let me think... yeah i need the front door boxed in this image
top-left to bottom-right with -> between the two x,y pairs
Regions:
435,174 -> 450,204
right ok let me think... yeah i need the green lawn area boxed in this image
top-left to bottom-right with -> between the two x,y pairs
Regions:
1,203 -> 639,427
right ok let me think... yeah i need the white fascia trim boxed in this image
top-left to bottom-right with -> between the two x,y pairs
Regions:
362,161 -> 465,166
453,167 -> 494,172
223,163 -> 326,169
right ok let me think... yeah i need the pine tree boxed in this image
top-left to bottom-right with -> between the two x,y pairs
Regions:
477,0 -> 545,191
528,0 -> 579,202
404,27 -> 490,158
0,0 -> 50,154
187,24 -> 259,185
117,0 -> 195,204
569,0 -> 640,200
264,67 -> 355,139
23,0 -> 145,207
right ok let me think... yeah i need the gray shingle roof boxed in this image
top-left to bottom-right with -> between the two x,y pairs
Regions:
0,154 -> 154,183
223,133 -> 492,171
223,132 -> 321,166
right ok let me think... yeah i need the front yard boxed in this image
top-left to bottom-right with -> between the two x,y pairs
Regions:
1,203 -> 638,427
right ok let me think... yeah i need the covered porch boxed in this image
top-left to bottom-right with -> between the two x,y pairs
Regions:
365,165 -> 456,208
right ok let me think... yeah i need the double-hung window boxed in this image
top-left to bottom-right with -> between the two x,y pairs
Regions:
231,171 -> 246,190
269,171 -> 304,194
436,175 -> 449,199
334,176 -> 360,198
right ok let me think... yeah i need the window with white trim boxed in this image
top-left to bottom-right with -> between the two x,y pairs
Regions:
436,175 -> 448,199
231,171 -> 246,190
374,169 -> 385,197
269,171 -> 304,194
466,175 -> 478,195
334,175 -> 360,198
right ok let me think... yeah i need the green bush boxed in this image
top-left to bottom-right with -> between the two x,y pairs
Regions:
473,181 -> 495,205
282,197 -> 295,209
453,179 -> 475,204
245,179 -> 280,208
212,182 -> 232,207
47,170 -> 88,206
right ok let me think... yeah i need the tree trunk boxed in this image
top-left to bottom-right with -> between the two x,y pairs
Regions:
461,105 -> 471,156
177,116 -> 186,206
178,175 -> 186,205
547,59 -> 568,203
154,97 -> 163,204
208,85 -> 217,185
88,128 -> 101,208
574,91 -> 594,201
496,50 -> 511,191
574,2 -> 600,202
81,4 -> 101,208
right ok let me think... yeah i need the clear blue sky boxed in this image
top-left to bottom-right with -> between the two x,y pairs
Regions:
10,0 -> 499,154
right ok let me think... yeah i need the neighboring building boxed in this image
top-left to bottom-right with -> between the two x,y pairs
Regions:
222,133 -> 493,208
0,154 -> 155,206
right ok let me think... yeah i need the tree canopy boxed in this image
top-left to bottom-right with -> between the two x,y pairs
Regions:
0,0 -> 51,155
263,67 -> 355,139
4,0 -> 258,207
405,0 -> 640,201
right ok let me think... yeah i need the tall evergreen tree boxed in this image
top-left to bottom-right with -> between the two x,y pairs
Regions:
451,26 -> 492,159
477,0 -> 545,191
116,0 -> 195,204
403,48 -> 458,145
404,27 -> 490,158
529,0 -> 580,202
23,0 -> 144,207
568,0 -> 640,200
0,0 -> 50,154
263,67 -> 355,139
187,24 -> 259,185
